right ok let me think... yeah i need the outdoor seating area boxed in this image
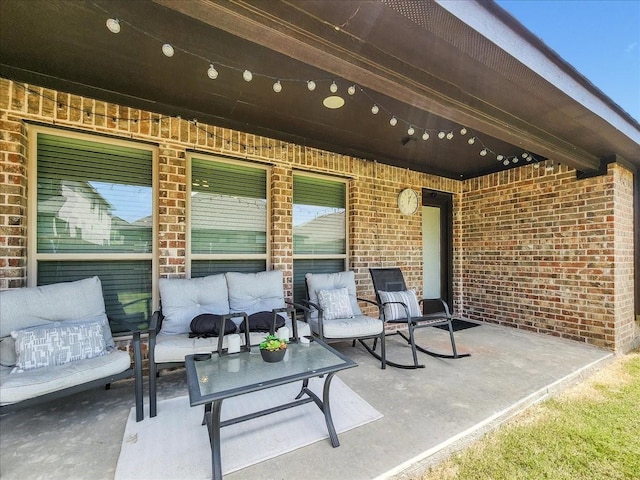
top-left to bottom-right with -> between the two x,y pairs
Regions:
0,320 -> 611,479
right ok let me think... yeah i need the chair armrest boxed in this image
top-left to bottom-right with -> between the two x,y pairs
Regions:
297,300 -> 324,338
419,298 -> 451,318
148,310 -> 163,335
378,300 -> 412,321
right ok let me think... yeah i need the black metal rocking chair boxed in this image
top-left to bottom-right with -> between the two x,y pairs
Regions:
369,267 -> 470,369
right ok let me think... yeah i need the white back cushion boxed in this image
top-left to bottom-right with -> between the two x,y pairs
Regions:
0,276 -> 113,347
159,275 -> 229,335
225,271 -> 285,315
304,271 -> 363,318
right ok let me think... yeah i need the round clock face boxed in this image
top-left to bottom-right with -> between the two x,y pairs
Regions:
398,188 -> 419,215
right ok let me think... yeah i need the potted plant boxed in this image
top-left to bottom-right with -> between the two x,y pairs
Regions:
259,334 -> 287,362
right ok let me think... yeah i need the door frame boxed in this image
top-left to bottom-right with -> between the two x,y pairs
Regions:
422,189 -> 453,305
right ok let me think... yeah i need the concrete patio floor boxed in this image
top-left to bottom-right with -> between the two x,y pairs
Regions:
0,321 -> 612,480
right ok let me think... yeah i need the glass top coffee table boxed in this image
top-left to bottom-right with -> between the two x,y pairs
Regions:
184,337 -> 357,480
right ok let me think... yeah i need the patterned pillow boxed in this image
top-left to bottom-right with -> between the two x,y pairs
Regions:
10,321 -> 108,372
378,290 -> 422,320
316,288 -> 355,321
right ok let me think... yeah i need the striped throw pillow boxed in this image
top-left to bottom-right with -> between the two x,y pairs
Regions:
378,290 -> 422,320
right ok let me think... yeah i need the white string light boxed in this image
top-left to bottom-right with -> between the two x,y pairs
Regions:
106,18 -> 120,34
161,43 -> 174,57
94,4 -> 540,168
207,64 -> 219,79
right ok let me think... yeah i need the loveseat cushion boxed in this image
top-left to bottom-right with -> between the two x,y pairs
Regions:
0,349 -> 131,406
226,271 -> 286,315
159,275 -> 229,335
305,272 -> 363,318
0,277 -> 115,348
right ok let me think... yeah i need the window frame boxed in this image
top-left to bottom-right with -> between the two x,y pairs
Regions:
292,172 -> 349,301
27,125 -> 159,314
186,153 -> 271,278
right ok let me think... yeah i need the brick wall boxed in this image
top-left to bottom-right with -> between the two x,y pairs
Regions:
461,161 -> 637,351
0,79 -> 458,302
1,78 -> 636,351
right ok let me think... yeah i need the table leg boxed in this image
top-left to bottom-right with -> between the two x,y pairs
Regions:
204,400 -> 224,480
322,372 -> 340,447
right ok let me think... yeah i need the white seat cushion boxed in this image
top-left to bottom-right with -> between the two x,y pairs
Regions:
0,349 -> 131,406
308,315 -> 382,339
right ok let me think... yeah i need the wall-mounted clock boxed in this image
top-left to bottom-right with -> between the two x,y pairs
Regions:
398,188 -> 419,215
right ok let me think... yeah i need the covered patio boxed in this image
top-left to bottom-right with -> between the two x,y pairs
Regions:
0,0 -> 638,478
0,323 -> 612,479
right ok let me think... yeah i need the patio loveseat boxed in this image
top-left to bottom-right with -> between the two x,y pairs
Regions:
0,276 -> 144,422
148,270 -> 311,417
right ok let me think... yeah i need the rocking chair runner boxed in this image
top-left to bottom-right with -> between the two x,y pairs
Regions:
369,268 -> 470,369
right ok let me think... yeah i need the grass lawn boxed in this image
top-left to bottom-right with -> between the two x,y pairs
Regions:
421,349 -> 640,480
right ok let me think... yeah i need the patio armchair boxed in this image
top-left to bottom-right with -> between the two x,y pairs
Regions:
0,276 -> 144,422
303,271 -> 386,369
369,267 -> 469,369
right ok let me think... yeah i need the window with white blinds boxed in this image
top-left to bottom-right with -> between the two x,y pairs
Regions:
292,174 -> 347,303
31,130 -> 155,333
189,156 -> 268,276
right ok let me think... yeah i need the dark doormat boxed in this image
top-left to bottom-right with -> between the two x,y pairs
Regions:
432,319 -> 481,332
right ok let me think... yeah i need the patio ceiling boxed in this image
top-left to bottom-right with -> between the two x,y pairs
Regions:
1,0 -> 639,179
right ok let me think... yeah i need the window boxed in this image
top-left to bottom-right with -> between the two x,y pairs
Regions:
292,174 -> 347,303
189,156 -> 268,276
29,129 -> 156,333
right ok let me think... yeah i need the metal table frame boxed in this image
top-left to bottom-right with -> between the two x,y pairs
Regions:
184,338 -> 357,480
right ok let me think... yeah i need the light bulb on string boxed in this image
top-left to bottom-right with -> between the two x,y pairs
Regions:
468,137 -> 476,145
480,149 -> 487,156
243,70 -> 253,82
307,80 -> 316,91
272,80 -> 282,93
162,44 -> 174,57
407,126 -> 415,136
503,159 -> 510,166
347,85 -> 356,95
207,64 -> 219,79
330,81 -> 338,93
422,131 -> 430,140
371,104 -> 379,114
446,132 -> 454,140
496,154 -> 504,161
513,157 -> 519,163
460,127 -> 467,135
106,18 -> 121,34
438,131 -> 445,139
389,116 -> 397,126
